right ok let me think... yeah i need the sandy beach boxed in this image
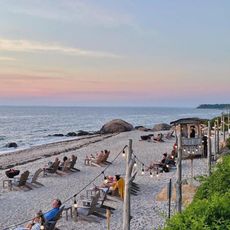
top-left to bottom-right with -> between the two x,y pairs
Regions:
0,130 -> 209,230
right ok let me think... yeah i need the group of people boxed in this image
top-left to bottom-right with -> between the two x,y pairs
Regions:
85,149 -> 110,166
146,151 -> 176,173
43,154 -> 77,174
95,174 -> 125,200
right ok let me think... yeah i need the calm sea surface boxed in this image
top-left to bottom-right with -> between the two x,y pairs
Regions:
0,106 -> 221,154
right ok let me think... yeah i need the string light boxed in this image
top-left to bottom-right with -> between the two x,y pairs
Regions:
150,171 -> 153,178
122,149 -> 126,157
40,225 -> 45,230
73,196 -> 77,208
134,161 -> 137,167
141,164 -> 145,175
183,148 -> 186,152
156,167 -> 159,177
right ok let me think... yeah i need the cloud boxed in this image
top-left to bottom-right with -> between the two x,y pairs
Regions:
4,0 -> 133,28
0,56 -> 16,61
0,39 -> 121,58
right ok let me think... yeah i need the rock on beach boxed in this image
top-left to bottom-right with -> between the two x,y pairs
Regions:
100,119 -> 133,134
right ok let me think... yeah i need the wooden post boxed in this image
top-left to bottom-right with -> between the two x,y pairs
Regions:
228,110 -> 230,137
168,178 -> 172,219
223,113 -> 226,142
176,125 -> 182,213
191,157 -> 194,180
207,121 -> 212,176
216,119 -> 220,155
106,208 -> 111,230
123,139 -> 135,230
214,121 -> 217,160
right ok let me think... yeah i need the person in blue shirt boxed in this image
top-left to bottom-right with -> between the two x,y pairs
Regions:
43,199 -> 62,221
16,199 -> 62,230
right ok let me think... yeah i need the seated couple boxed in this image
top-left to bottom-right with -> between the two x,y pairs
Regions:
85,149 -> 110,166
146,153 -> 175,173
96,175 -> 125,200
15,199 -> 62,230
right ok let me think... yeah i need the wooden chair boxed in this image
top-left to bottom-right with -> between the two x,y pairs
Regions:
69,155 -> 80,172
76,192 -> 106,219
86,154 -> 105,167
101,151 -> 111,164
3,170 -> 32,191
44,160 -> 62,176
58,159 -> 71,173
86,189 -> 115,211
27,168 -> 44,187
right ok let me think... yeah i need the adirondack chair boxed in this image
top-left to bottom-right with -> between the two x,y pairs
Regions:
88,154 -> 105,167
27,168 -> 44,187
44,160 -> 62,176
101,151 -> 111,164
86,189 -> 115,211
69,155 -> 80,172
3,170 -> 32,191
45,205 -> 65,230
58,159 -> 71,173
76,192 -> 106,219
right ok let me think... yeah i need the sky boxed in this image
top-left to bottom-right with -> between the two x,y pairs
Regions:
0,0 -> 229,107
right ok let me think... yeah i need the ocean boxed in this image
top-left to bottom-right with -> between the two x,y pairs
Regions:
0,106 -> 221,154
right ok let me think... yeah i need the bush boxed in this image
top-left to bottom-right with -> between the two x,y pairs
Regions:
164,155 -> 230,230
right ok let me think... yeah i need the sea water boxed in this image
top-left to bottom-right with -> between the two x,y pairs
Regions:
0,106 -> 221,153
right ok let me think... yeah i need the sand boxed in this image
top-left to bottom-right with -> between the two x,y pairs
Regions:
0,130 -> 209,230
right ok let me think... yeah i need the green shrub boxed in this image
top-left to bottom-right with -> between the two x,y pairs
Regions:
164,155 -> 230,230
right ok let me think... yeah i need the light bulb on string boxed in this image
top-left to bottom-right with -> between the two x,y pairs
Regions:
150,171 -> 153,178
40,225 -> 45,230
141,164 -> 145,175
156,167 -> 159,177
122,149 -> 125,157
73,196 -> 77,208
134,161 -> 137,167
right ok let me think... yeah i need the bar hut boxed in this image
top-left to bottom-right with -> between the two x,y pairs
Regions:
170,117 -> 207,213
170,118 -> 207,158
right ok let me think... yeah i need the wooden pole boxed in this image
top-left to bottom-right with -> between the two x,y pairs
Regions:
168,178 -> 172,219
106,208 -> 111,230
123,139 -> 135,230
223,113 -> 226,142
176,125 -> 182,213
191,157 -> 194,180
216,119 -> 220,155
207,121 -> 212,176
214,121 -> 217,160
228,110 -> 230,137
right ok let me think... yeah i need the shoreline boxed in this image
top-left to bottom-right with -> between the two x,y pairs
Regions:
0,133 -> 117,170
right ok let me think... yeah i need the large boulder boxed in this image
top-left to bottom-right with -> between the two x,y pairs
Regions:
5,142 -> 18,148
66,132 -> 77,137
153,123 -> 171,131
100,119 -> 133,134
77,130 -> 91,136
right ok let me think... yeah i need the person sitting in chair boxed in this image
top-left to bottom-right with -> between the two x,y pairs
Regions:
110,175 -> 125,200
16,199 -> 62,230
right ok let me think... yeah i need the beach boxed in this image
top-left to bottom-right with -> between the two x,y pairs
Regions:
0,130 -> 209,230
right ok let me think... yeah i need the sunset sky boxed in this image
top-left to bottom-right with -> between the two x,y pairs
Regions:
0,1 -> 229,107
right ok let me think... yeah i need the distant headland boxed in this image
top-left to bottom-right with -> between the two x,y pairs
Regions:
197,104 -> 230,109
